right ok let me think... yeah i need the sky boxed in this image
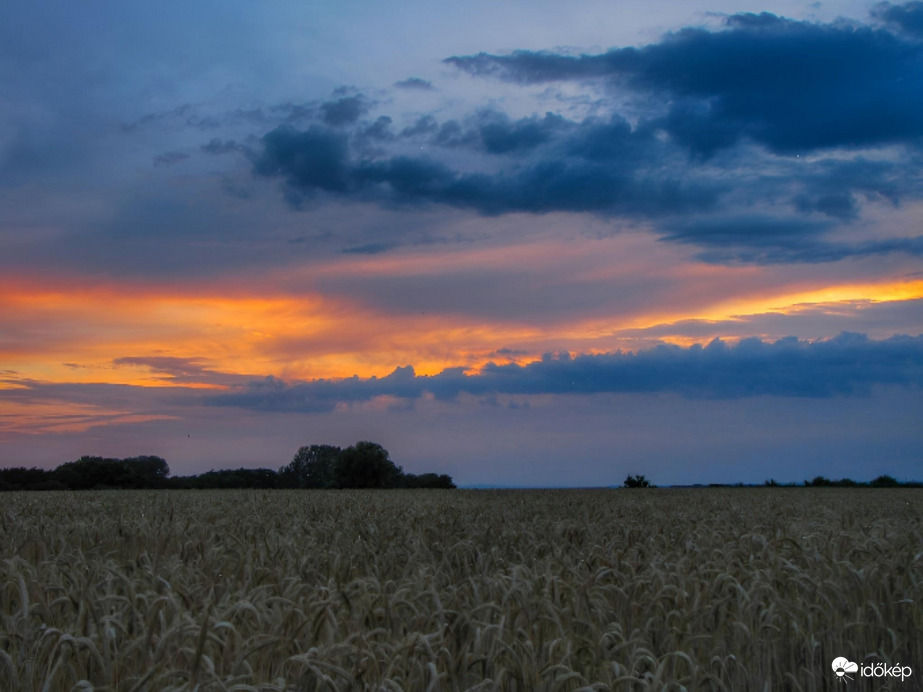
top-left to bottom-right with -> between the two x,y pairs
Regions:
1,0 -> 922,486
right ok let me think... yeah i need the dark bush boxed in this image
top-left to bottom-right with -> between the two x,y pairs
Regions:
623,474 -> 652,488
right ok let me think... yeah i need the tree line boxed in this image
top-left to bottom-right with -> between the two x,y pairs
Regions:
0,441 -> 455,491
699,475 -> 920,488
793,475 -> 919,488
621,473 -> 922,489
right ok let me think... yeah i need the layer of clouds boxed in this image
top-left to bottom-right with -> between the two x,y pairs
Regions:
229,7 -> 923,265
446,11 -> 923,154
112,357 -> 253,387
208,333 -> 923,413
3,2 -> 922,278
252,120 -> 716,217
620,298 -> 923,343
661,215 -> 923,264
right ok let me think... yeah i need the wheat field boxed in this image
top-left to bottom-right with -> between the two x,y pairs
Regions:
1,489 -> 920,691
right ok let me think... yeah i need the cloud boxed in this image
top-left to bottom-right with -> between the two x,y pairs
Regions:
233,10 -> 923,264
446,11 -> 923,155
473,110 -> 569,155
360,116 -> 394,142
872,2 -> 923,37
619,298 -> 923,343
207,333 -> 923,412
254,125 -> 351,193
400,115 -> 439,138
792,192 -> 858,220
251,122 -> 716,216
112,357 -> 249,387
0,376 -> 185,435
406,110 -> 648,161
659,215 -> 839,264
319,95 -> 368,127
394,77 -> 435,90
663,214 -> 923,264
8,0 -> 919,280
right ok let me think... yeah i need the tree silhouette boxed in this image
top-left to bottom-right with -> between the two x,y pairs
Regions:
870,474 -> 899,488
334,441 -> 403,488
623,474 -> 652,488
279,444 -> 341,488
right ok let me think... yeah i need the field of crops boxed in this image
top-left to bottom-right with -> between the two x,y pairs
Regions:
1,488 -> 920,690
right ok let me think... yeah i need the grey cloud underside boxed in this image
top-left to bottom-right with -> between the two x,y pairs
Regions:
207,333 -> 923,413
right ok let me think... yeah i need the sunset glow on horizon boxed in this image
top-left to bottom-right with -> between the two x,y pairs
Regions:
2,0 -> 922,485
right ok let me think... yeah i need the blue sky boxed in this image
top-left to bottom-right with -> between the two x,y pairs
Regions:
1,0 -> 921,485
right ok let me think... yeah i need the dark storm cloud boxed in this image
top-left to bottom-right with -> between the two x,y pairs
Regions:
407,110 -> 642,159
564,115 -> 652,162
252,123 -> 715,215
353,156 -> 692,214
254,126 -> 351,193
872,1 -> 923,37
474,110 -> 569,154
446,11 -> 923,155
207,333 -> 923,412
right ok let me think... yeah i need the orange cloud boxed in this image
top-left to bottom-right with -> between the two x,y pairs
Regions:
2,251 -> 921,395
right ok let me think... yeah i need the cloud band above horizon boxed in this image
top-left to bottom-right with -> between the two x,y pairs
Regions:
207,333 -> 923,413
